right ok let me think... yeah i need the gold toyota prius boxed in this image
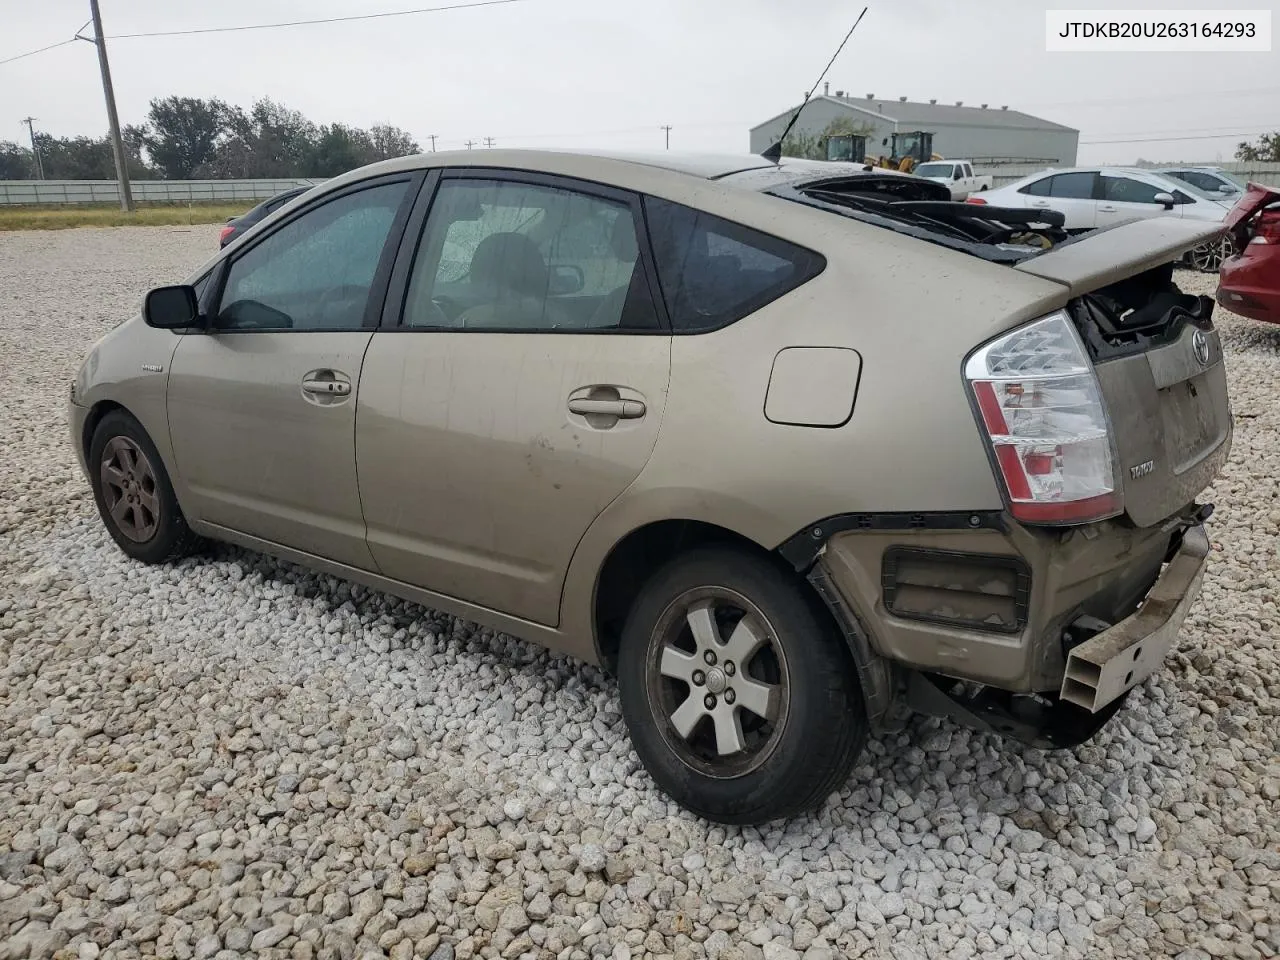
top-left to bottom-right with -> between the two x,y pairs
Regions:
70,149 -> 1231,824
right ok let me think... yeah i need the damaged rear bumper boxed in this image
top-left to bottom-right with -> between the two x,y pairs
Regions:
1060,524 -> 1208,712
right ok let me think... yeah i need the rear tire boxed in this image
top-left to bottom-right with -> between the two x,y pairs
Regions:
89,410 -> 198,564
617,547 -> 867,824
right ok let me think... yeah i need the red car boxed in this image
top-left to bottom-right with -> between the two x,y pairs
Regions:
1218,182 -> 1280,324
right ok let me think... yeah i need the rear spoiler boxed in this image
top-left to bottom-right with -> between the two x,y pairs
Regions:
1014,218 -> 1224,295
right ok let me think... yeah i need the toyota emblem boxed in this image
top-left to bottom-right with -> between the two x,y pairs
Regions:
1192,329 -> 1211,367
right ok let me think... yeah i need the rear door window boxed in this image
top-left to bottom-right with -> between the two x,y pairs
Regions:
401,177 -> 659,331
643,197 -> 825,333
1021,176 -> 1053,197
1048,172 -> 1096,199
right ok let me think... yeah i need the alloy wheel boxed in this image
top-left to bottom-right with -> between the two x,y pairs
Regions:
1189,234 -> 1236,273
645,587 -> 791,779
100,436 -> 160,542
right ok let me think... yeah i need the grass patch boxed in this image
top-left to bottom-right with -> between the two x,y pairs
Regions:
0,202 -> 256,231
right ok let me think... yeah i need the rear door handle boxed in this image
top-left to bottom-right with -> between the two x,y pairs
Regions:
568,398 -> 645,418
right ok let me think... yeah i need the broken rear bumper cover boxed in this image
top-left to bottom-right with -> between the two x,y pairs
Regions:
801,512 -> 1210,745
1060,523 -> 1208,712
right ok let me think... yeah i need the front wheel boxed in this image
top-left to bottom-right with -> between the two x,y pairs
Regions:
617,547 -> 867,824
89,410 -> 199,564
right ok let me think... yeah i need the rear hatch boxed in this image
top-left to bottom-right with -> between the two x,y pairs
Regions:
1016,218 -> 1231,527
765,175 -> 1232,529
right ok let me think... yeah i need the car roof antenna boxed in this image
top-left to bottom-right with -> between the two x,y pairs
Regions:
760,6 -> 869,163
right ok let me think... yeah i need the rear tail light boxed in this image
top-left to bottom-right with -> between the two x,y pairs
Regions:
964,311 -> 1121,525
219,225 -> 236,244
965,196 -> 988,205
1249,210 -> 1280,245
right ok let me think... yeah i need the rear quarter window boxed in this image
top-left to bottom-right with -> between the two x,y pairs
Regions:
642,197 -> 825,333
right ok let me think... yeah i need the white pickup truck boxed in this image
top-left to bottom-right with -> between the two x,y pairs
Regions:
913,160 -> 993,200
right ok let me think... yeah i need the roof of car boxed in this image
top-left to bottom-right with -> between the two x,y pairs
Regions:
322,148 -> 919,195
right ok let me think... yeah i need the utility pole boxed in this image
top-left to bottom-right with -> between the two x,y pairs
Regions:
483,137 -> 495,148
20,117 -> 45,179
427,134 -> 438,152
464,139 -> 475,150
87,0 -> 134,211
660,125 -> 672,150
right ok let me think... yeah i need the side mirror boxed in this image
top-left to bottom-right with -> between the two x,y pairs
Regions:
143,284 -> 200,329
1218,185 -> 1237,195
1153,192 -> 1175,209
548,264 -> 585,296
953,170 -> 962,180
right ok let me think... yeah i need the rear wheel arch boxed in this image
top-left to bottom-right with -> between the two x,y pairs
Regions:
592,519 -> 854,678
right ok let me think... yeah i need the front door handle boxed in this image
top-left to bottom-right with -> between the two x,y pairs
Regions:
568,398 -> 645,419
1098,205 -> 1117,212
302,378 -> 351,396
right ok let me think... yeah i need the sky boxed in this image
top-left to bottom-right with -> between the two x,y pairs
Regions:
0,0 -> 1276,166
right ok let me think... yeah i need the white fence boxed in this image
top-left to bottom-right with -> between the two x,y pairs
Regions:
975,161 -> 1280,188
0,178 -> 321,206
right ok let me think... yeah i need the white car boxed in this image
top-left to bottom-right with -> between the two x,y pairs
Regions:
969,167 -> 1235,270
1157,166 -> 1247,199
912,160 -> 992,200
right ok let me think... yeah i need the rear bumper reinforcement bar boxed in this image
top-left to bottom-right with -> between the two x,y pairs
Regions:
1060,523 -> 1209,712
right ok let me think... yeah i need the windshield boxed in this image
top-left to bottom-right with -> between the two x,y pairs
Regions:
895,134 -> 923,156
914,163 -> 952,178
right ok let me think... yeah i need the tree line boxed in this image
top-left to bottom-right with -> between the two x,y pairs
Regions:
0,96 -> 420,181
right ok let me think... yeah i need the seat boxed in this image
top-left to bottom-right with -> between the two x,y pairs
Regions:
456,232 -> 556,329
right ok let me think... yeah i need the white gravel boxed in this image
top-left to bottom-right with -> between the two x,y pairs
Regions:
1,225 -> 1277,960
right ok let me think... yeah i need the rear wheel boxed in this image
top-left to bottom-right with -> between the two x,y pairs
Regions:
617,547 -> 867,824
89,410 -> 198,564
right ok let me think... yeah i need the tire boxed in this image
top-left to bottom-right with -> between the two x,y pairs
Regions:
617,546 -> 867,824
88,410 -> 199,564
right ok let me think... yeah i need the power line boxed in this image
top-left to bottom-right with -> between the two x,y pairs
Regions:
1081,130 -> 1269,145
1022,86 -> 1280,110
0,0 -> 526,65
107,0 -> 527,40
0,37 -> 76,67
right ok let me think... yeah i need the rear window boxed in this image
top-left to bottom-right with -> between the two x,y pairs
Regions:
642,197 -> 825,333
914,163 -> 953,178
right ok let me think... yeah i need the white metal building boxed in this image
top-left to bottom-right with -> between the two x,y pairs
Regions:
749,92 -> 1079,165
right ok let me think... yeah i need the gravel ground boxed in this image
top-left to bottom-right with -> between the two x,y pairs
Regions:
1,225 -> 1277,960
